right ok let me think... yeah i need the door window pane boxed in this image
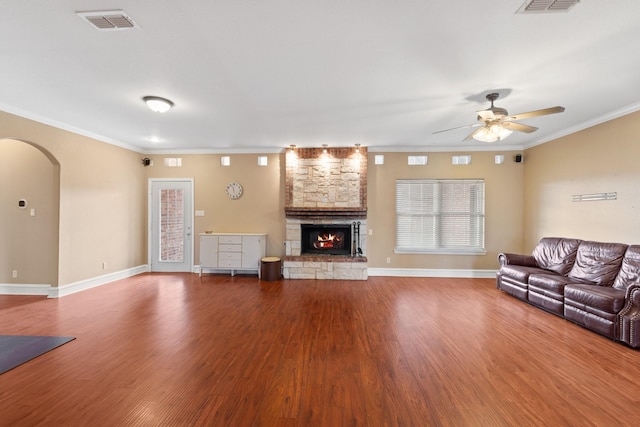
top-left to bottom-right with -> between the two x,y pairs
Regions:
160,189 -> 184,262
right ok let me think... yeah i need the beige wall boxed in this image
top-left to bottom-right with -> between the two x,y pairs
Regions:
145,149 -> 525,271
4,107 -> 638,285
0,139 -> 59,284
523,111 -> 640,251
144,153 -> 286,262
1,112 -> 146,287
366,151 -> 524,270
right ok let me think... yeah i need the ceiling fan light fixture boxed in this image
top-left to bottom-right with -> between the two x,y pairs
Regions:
473,124 -> 512,143
143,96 -> 174,113
434,92 -> 565,142
473,127 -> 497,143
491,124 -> 513,140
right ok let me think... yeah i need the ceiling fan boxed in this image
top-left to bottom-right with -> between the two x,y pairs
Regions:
434,93 -> 565,143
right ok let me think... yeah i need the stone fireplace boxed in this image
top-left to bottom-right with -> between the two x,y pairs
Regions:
283,147 -> 368,280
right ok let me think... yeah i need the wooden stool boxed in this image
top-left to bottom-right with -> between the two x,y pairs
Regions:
260,257 -> 281,281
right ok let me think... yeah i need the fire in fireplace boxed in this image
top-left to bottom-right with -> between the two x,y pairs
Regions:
301,224 -> 352,256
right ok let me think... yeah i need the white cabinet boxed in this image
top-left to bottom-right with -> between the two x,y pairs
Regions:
199,233 -> 266,276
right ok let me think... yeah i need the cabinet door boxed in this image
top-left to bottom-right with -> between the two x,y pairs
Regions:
200,235 -> 218,267
241,235 -> 263,268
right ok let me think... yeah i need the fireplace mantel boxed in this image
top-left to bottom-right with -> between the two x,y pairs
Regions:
284,207 -> 367,219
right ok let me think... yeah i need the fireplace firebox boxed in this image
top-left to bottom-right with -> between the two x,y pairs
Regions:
301,224 -> 352,256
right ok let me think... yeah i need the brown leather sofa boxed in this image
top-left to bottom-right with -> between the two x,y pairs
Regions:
496,237 -> 640,348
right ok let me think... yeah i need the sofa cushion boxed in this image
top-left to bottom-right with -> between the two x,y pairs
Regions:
613,245 -> 640,291
532,237 -> 582,275
568,241 -> 628,286
564,284 -> 627,314
500,265 -> 550,283
529,274 -> 578,294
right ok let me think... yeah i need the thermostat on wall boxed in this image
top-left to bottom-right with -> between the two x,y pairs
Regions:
18,199 -> 27,209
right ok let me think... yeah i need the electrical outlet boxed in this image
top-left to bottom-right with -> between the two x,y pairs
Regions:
102,262 -> 108,270
12,270 -> 18,278
386,257 -> 391,264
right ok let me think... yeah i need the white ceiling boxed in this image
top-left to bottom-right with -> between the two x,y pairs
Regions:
1,1 -> 639,154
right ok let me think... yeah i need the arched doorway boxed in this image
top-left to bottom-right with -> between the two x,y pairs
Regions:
0,139 -> 60,287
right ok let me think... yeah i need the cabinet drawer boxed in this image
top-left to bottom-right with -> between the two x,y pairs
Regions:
218,259 -> 241,268
219,235 -> 242,245
218,252 -> 242,263
218,244 -> 241,253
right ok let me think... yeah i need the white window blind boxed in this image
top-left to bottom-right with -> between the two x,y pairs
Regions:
395,179 -> 485,254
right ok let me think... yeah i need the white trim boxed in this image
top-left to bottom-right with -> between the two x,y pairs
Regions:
48,265 -> 148,298
524,101 -> 640,150
143,147 -> 286,155
367,144 -> 523,153
367,268 -> 497,278
0,283 -> 52,296
0,101 -> 140,152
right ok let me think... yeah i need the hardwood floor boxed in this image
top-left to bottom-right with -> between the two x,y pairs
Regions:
1,274 -> 639,426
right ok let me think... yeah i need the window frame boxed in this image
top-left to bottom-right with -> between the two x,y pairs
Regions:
394,178 -> 486,255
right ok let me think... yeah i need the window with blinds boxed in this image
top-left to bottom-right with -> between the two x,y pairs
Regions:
395,179 -> 485,254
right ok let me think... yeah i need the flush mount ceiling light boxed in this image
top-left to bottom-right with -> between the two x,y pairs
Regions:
142,96 -> 174,113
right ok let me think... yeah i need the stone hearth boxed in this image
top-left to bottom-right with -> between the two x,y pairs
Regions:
283,255 -> 367,280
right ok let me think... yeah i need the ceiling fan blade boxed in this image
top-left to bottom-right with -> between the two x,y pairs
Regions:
463,127 -> 484,141
507,106 -> 565,121
502,122 -> 538,133
432,123 -> 481,134
476,109 -> 495,121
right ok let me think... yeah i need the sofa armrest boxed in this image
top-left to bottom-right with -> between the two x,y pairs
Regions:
619,286 -> 640,347
624,285 -> 640,305
498,253 -> 538,267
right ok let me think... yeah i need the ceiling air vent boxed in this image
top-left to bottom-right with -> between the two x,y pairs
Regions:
517,0 -> 580,14
76,10 -> 139,31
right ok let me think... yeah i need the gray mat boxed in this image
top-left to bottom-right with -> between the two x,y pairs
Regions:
0,335 -> 75,375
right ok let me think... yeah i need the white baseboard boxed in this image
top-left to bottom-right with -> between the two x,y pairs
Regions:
48,265 -> 149,298
2,267 -> 493,297
0,283 -> 52,296
367,268 -> 497,278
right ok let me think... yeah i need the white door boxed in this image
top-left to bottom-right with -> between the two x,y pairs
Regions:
149,179 -> 193,272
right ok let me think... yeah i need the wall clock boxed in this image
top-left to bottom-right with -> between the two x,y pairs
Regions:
225,182 -> 243,199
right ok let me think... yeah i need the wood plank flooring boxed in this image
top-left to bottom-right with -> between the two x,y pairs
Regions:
1,274 -> 640,426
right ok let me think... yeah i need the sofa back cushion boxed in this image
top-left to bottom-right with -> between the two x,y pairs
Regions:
568,241 -> 628,286
613,245 -> 640,291
532,237 -> 582,275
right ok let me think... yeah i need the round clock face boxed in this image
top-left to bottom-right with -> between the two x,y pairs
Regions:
225,182 -> 243,199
